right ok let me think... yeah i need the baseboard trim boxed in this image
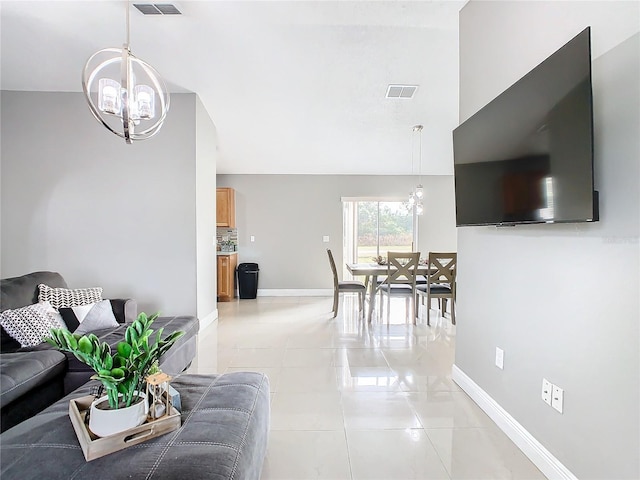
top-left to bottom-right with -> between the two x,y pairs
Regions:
451,365 -> 577,480
198,309 -> 218,332
256,289 -> 332,297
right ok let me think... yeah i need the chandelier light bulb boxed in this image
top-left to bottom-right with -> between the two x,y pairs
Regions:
416,201 -> 424,216
98,78 -> 121,115
408,193 -> 416,206
415,185 -> 424,199
135,85 -> 155,119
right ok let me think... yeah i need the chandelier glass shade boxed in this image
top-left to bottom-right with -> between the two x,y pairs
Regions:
81,3 -> 169,144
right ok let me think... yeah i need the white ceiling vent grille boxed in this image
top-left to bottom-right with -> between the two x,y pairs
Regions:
134,4 -> 182,15
386,84 -> 418,99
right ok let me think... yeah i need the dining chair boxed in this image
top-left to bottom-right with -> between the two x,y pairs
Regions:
377,251 -> 421,324
327,249 -> 366,318
416,252 -> 457,326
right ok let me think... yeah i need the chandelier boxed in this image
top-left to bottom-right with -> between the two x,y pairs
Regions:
407,125 -> 424,215
81,2 -> 170,144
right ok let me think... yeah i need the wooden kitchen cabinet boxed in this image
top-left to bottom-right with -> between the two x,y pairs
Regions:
216,187 -> 236,228
217,254 -> 237,302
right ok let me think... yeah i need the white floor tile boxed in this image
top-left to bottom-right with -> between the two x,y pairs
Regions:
341,391 -> 422,430
204,296 -> 548,480
261,430 -> 352,480
347,429 -> 450,480
426,427 -> 546,479
277,366 -> 339,393
406,391 -> 496,429
270,391 -> 344,430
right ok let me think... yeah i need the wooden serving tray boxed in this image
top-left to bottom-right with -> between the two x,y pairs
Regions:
68,395 -> 181,461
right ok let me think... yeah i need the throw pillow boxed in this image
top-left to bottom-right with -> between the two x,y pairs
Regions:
73,300 -> 119,335
0,301 -> 67,347
40,300 -> 66,329
38,284 -> 103,309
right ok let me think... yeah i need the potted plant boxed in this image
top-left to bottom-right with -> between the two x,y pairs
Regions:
46,312 -> 184,437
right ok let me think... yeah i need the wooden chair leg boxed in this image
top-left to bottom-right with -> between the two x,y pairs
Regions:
451,297 -> 456,325
386,294 -> 391,324
411,296 -> 416,325
332,289 -> 339,318
426,292 -> 431,326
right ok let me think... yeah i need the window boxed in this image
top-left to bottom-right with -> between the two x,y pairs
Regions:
342,198 -> 416,277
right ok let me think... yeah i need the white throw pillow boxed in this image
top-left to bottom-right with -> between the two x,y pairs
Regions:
73,300 -> 119,335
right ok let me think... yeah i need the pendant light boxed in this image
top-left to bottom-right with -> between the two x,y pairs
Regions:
81,1 -> 170,144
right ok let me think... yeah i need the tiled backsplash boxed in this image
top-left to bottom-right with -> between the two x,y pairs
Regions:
216,228 -> 238,251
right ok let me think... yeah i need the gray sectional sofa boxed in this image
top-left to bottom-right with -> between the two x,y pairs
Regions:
0,271 -> 199,432
0,272 -> 271,479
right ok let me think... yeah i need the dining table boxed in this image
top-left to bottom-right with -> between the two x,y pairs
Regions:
346,262 -> 432,322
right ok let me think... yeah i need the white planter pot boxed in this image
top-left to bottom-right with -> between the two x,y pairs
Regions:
89,392 -> 148,437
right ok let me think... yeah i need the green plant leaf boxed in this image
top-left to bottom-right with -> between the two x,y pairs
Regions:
117,341 -> 132,358
77,336 -> 93,354
103,353 -> 113,370
61,329 -> 78,350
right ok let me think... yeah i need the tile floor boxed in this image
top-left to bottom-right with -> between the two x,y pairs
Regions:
189,295 -> 545,480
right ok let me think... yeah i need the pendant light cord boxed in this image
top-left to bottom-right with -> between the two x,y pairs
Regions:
125,0 -> 130,46
410,129 -> 415,179
418,126 -> 422,185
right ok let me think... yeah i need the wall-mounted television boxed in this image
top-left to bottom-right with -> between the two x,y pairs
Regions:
453,27 -> 599,227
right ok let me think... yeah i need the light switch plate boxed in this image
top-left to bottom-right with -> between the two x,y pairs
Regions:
542,378 -> 552,405
323,235 -> 330,243
495,347 -> 504,369
250,235 -> 255,242
552,385 -> 564,413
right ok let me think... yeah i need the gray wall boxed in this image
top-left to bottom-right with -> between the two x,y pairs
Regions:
217,174 -> 456,290
1,91 -> 217,319
457,2 -> 639,479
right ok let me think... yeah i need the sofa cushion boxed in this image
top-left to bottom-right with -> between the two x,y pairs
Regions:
0,302 -> 67,347
0,372 -> 270,479
1,272 -> 67,352
0,350 -> 67,408
22,314 -> 200,394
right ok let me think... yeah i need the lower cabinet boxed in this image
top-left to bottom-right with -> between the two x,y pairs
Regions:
217,254 -> 237,302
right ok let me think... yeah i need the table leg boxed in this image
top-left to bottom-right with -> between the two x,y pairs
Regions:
367,274 -> 378,323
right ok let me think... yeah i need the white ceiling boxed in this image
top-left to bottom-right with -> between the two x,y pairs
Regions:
0,0 -> 466,175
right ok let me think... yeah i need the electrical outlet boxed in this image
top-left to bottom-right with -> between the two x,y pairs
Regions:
323,235 -> 330,243
495,347 -> 504,369
541,378 -> 552,405
250,235 -> 255,242
552,385 -> 564,413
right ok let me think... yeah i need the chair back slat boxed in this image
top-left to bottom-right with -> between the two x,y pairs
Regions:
327,249 -> 339,288
384,252 -> 421,287
427,252 -> 457,285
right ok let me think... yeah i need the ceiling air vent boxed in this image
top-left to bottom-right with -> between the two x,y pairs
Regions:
386,84 -> 418,99
133,4 -> 182,15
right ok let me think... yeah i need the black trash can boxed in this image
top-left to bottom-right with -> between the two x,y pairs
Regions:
237,263 -> 259,299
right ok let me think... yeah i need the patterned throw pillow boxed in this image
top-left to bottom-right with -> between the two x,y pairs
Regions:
38,284 -> 103,309
0,301 -> 67,347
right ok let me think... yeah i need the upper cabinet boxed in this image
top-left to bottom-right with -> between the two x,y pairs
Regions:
216,187 -> 236,228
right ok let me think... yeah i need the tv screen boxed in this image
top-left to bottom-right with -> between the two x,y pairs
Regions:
453,27 -> 598,227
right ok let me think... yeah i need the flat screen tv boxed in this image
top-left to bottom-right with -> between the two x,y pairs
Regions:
453,27 -> 599,227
